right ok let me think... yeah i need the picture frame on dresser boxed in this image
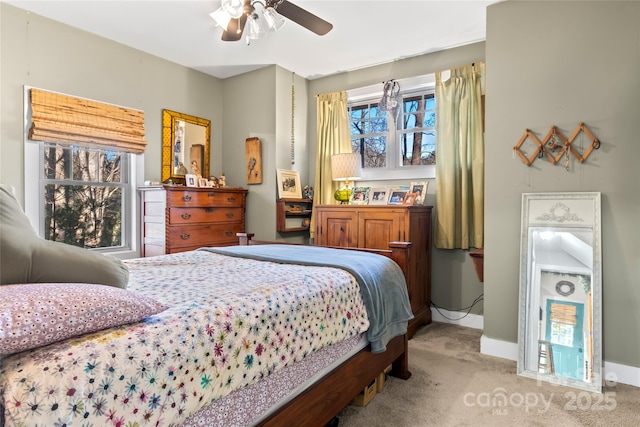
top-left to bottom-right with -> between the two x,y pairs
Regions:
388,189 -> 408,205
349,187 -> 370,205
403,192 -> 419,205
369,187 -> 390,205
409,181 -> 429,205
185,174 -> 198,187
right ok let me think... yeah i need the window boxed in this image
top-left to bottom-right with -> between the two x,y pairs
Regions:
348,75 -> 436,180
41,143 -> 129,249
24,87 -> 143,257
399,92 -> 436,166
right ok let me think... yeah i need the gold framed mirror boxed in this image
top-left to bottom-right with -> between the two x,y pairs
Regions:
161,109 -> 210,184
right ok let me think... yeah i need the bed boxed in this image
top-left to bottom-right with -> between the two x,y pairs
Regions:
0,225 -> 413,427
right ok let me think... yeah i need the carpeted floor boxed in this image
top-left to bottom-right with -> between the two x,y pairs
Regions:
336,322 -> 639,426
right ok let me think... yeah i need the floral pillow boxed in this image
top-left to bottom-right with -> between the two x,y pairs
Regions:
0,282 -> 168,355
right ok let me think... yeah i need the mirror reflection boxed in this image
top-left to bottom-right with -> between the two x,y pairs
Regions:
161,109 -> 210,183
518,193 -> 602,393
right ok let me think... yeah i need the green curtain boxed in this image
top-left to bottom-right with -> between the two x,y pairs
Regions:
434,63 -> 484,249
310,91 -> 351,239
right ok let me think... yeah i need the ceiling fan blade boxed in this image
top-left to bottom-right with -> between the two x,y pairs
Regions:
221,13 -> 248,41
275,1 -> 333,36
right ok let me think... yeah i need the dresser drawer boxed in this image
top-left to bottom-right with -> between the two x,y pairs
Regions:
168,207 -> 243,225
167,223 -> 244,248
168,190 -> 245,208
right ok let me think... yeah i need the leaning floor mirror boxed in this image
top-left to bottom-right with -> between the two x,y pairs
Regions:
517,192 -> 602,393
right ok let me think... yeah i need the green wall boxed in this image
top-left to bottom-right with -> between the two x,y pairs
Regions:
485,1 -> 640,367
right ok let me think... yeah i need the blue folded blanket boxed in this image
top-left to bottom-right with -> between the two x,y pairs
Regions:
200,244 -> 413,353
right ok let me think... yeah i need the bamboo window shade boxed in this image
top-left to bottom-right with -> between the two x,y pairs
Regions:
29,88 -> 147,154
550,303 -> 577,326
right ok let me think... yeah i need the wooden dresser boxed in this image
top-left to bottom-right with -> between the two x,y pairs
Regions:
314,204 -> 432,338
164,186 -> 248,253
140,186 -> 247,255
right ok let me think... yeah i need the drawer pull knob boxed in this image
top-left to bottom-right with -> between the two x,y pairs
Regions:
182,195 -> 192,202
205,208 -> 214,213
208,192 -> 216,197
225,230 -> 233,236
181,213 -> 191,219
227,197 -> 236,202
180,233 -> 190,240
226,212 -> 234,218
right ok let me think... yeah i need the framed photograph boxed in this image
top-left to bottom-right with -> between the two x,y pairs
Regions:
387,189 -> 408,205
185,173 -> 198,187
276,169 -> 302,198
410,181 -> 429,205
403,192 -> 419,205
349,187 -> 370,205
198,177 -> 209,187
369,187 -> 390,205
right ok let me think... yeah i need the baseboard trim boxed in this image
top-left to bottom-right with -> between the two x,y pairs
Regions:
480,334 -> 640,389
431,308 -> 639,388
430,306 -> 484,330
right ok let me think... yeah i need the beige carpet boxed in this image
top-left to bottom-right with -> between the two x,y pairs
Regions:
337,322 -> 639,426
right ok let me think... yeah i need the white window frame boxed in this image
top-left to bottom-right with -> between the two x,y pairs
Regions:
347,74 -> 437,181
23,86 -> 143,260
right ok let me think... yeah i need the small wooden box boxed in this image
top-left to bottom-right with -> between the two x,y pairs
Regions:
350,378 -> 377,407
377,365 -> 392,392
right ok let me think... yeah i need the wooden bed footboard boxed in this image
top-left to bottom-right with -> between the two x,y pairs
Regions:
238,233 -> 412,426
237,233 -> 412,279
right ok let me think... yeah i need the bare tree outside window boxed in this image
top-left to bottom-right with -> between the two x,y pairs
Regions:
348,89 -> 436,172
43,143 -> 126,249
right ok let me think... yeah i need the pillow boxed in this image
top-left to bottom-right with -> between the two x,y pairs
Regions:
0,282 -> 168,355
0,184 -> 129,288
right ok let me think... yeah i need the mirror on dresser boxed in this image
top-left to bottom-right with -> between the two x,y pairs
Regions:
517,192 -> 602,393
161,109 -> 210,184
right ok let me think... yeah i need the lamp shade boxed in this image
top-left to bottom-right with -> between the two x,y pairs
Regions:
331,153 -> 362,181
210,8 -> 232,30
263,6 -> 286,32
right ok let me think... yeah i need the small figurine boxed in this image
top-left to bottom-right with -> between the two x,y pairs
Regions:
219,173 -> 226,187
302,185 -> 313,199
191,160 -> 200,177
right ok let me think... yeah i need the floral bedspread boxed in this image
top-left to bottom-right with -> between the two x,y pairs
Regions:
0,250 -> 369,426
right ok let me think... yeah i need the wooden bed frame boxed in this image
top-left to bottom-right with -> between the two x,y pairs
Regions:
237,233 -> 412,426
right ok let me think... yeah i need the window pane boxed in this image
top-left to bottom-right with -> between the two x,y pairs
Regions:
101,151 -> 122,182
72,147 -> 103,181
400,131 -> 435,166
41,143 -> 126,250
349,101 -> 388,169
44,183 -> 122,249
352,136 -> 386,168
44,145 -> 72,180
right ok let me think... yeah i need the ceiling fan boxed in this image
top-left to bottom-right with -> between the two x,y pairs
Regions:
210,0 -> 333,43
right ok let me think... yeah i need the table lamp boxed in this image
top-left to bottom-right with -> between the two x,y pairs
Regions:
331,153 -> 362,204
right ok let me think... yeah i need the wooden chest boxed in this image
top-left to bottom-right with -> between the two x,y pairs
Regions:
165,186 -> 248,254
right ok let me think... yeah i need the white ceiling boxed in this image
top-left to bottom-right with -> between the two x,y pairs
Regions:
5,0 -> 498,80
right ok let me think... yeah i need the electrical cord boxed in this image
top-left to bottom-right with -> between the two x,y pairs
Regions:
430,293 -> 484,321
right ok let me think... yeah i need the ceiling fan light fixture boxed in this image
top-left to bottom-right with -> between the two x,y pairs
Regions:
262,6 -> 285,32
210,8 -> 232,31
221,0 -> 245,19
247,11 -> 268,42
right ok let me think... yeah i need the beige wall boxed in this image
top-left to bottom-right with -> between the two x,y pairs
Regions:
485,1 -> 640,367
